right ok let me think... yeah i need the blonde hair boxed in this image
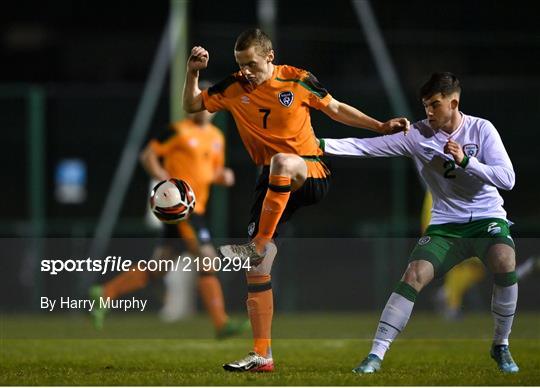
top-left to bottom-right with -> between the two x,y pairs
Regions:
234,28 -> 273,56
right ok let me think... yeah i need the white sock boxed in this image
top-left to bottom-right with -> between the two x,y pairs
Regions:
492,283 -> 518,346
370,292 -> 414,360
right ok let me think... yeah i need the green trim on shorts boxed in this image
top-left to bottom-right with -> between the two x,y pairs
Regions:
394,281 -> 418,302
494,271 -> 517,287
409,218 -> 515,278
424,218 -> 511,239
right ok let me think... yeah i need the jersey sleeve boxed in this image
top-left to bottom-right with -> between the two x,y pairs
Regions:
322,131 -> 413,158
201,75 -> 236,112
302,72 -> 332,109
149,126 -> 177,156
464,122 -> 515,190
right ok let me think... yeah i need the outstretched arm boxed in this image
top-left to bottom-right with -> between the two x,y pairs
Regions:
321,131 -> 412,158
183,46 -> 209,113
320,98 -> 410,135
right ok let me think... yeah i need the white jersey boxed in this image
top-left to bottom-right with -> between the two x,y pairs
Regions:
323,113 -> 515,225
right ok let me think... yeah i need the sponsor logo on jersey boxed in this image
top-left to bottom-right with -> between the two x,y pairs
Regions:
278,91 -> 294,107
418,236 -> 431,245
248,222 -> 256,237
241,95 -> 250,104
487,222 -> 502,235
463,144 -> 479,157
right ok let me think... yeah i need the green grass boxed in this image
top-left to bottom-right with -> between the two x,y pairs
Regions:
1,312 -> 539,385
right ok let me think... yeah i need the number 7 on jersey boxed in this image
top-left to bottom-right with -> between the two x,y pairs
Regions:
259,108 -> 271,129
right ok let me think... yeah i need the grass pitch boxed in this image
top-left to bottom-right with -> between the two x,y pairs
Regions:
1,312 -> 539,385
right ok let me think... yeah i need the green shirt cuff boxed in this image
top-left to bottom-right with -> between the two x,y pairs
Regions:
459,155 -> 469,168
318,138 -> 325,152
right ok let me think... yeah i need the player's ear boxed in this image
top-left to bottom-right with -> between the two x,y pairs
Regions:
267,50 -> 274,63
450,93 -> 459,110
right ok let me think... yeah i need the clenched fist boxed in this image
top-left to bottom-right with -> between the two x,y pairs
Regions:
187,46 -> 209,72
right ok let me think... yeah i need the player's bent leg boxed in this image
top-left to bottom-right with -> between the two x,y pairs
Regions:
223,245 -> 276,372
486,244 -> 519,373
218,154 -> 306,260
354,260 -> 434,374
249,153 -> 306,253
268,153 -> 308,191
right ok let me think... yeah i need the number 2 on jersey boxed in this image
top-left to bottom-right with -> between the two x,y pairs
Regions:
443,160 -> 456,179
259,108 -> 271,129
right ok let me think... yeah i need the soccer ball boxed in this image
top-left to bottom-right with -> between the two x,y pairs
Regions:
149,178 -> 196,223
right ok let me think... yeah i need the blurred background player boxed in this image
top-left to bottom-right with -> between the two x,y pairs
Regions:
90,101 -> 248,339
183,28 -> 409,372
421,191 -> 540,320
323,72 -> 520,373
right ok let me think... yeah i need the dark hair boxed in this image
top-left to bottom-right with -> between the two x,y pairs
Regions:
234,28 -> 273,56
420,72 -> 462,100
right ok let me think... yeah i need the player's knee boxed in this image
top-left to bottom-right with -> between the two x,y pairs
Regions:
487,244 -> 515,273
489,253 -> 515,273
402,261 -> 433,291
270,153 -> 298,174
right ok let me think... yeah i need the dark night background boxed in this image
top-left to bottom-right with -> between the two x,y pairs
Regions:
1,1 -> 539,311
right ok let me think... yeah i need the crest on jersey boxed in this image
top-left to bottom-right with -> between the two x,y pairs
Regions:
463,143 -> 479,157
241,95 -> 250,104
278,91 -> 294,107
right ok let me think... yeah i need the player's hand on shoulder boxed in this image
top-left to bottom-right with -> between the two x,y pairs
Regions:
382,117 -> 410,135
188,46 -> 209,71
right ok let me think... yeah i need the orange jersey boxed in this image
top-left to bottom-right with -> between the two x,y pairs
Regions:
150,118 -> 225,214
202,65 -> 332,168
